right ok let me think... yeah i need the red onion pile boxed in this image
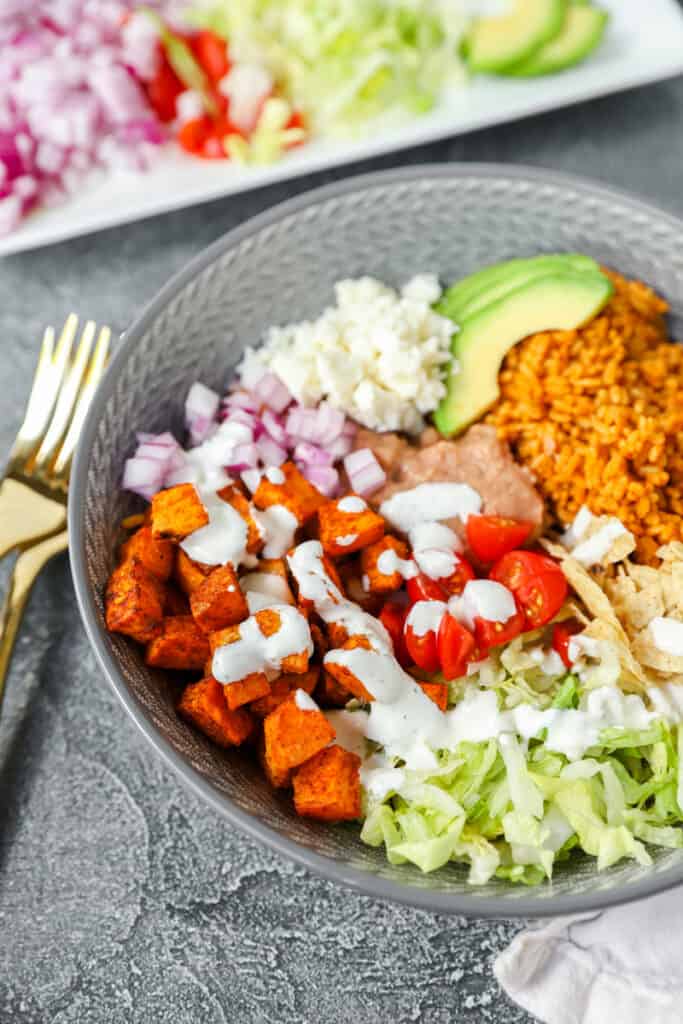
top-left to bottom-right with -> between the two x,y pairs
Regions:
0,1 -> 175,235
123,368 -> 388,503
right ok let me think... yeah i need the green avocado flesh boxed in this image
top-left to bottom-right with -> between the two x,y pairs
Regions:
466,0 -> 567,72
508,6 -> 608,76
436,253 -> 598,323
434,270 -> 613,437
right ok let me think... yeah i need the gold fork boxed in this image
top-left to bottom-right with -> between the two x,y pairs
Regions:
0,315 -> 111,706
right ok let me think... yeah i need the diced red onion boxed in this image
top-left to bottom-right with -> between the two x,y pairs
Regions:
327,434 -> 354,459
261,409 -> 287,445
253,371 -> 292,413
224,391 -> 258,414
226,408 -> 258,434
227,442 -> 260,472
257,436 -> 288,467
302,464 -> 340,498
185,381 -> 220,444
122,456 -> 165,500
343,448 -> 386,496
285,405 -> 320,443
294,442 -> 333,467
314,401 -> 345,445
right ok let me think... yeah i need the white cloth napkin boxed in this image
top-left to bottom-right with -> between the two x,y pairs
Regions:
495,888 -> 683,1024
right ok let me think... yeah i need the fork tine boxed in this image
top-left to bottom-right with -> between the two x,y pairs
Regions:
33,319 -> 96,471
13,317 -> 77,455
52,325 -> 112,478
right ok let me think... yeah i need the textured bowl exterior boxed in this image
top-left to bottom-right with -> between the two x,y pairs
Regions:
70,164 -> 683,917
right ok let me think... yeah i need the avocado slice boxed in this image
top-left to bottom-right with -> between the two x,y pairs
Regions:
466,0 -> 567,73
449,255 -> 602,322
507,6 -> 608,76
436,253 -> 599,323
433,271 -> 613,437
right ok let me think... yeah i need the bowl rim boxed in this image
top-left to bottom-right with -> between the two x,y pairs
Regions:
69,161 -> 683,918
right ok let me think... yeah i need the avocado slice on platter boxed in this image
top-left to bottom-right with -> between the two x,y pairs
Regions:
465,0 -> 568,73
436,253 -> 599,324
507,5 -> 609,77
433,270 -> 613,437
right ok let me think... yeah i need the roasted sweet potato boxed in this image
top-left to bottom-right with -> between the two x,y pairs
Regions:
255,608 -> 310,674
418,680 -> 448,712
105,557 -> 166,643
164,584 -> 191,616
295,554 -> 344,618
360,535 -> 411,594
145,615 -> 210,670
217,482 -> 263,554
262,692 -> 335,788
250,667 -> 320,718
253,461 -> 326,524
174,549 -> 212,595
178,676 -> 254,747
293,745 -> 361,822
190,563 -> 249,633
324,636 -> 374,703
151,483 -> 208,541
121,525 -> 174,581
318,496 -> 384,558
315,669 -> 352,709
338,561 -> 382,614
223,673 -> 270,711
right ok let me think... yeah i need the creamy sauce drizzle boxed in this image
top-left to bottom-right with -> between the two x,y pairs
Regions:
212,605 -> 313,684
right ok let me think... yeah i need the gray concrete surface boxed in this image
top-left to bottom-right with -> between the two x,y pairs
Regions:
2,73 -> 683,1023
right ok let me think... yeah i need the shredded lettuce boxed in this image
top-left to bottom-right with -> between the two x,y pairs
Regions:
188,0 -> 469,135
360,712 -> 683,885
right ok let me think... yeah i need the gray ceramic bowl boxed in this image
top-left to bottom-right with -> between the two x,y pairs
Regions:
70,164 -> 683,917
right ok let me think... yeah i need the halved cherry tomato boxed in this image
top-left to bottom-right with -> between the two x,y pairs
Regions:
552,619 -> 583,668
474,605 -> 525,651
191,29 -> 230,83
146,54 -> 184,122
407,573 -> 447,604
490,550 -> 568,629
379,601 -> 411,668
438,553 -> 476,596
466,515 -> 534,564
437,614 -> 476,681
177,115 -> 213,154
404,602 -> 443,673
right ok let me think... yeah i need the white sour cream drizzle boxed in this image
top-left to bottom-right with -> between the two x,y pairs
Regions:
338,496 -> 367,513
409,521 -> 462,579
650,617 -> 683,658
448,580 -> 516,631
405,600 -> 447,637
212,605 -> 313,684
180,492 -> 251,567
379,482 -> 481,533
336,533 -> 358,547
376,548 -> 417,580
252,504 -> 298,558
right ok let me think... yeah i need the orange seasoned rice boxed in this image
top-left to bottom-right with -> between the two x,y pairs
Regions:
486,270 -> 683,563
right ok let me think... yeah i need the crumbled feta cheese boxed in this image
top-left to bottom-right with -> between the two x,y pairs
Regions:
240,275 -> 455,434
650,616 -> 683,657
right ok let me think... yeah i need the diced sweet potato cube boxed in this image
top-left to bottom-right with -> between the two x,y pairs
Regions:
151,483 -> 208,541
262,692 -> 336,788
223,673 -> 270,711
217,482 -> 263,555
190,564 -> 248,633
360,535 -> 411,594
250,667 -> 320,717
293,745 -> 361,822
254,608 -> 310,674
145,615 -> 210,670
178,676 -> 255,747
310,621 -> 329,659
295,555 -> 344,617
323,636 -> 374,703
105,557 -> 166,644
121,512 -> 146,531
208,624 -> 239,655
256,558 -> 288,577
338,561 -> 382,614
121,525 -> 174,581
318,497 -> 384,558
253,461 -> 326,524
164,585 -> 190,615
174,549 -> 212,595
419,680 -> 448,712
316,669 -> 352,708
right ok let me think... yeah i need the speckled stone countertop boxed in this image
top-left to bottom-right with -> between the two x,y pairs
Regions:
3,73 -> 683,1023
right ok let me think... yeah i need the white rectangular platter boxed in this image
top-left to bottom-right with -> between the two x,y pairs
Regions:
2,0 -> 683,257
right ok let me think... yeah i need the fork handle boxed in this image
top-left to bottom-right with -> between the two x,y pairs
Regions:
0,478 -> 66,561
0,529 -> 69,712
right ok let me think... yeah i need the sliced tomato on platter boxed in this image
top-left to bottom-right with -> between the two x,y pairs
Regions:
552,619 -> 583,668
379,600 -> 411,667
466,515 -> 534,563
191,29 -> 230,83
437,614 -> 476,681
406,573 -> 447,604
489,550 -> 568,629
